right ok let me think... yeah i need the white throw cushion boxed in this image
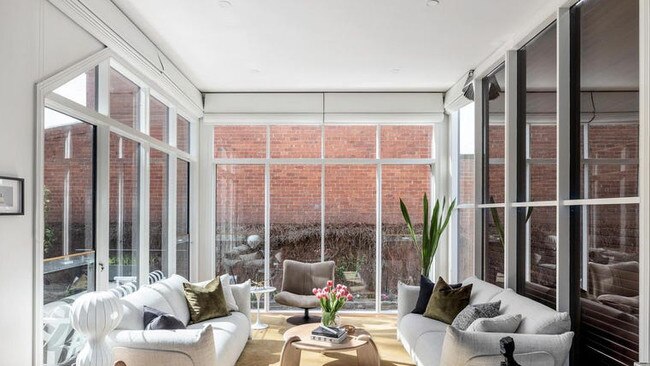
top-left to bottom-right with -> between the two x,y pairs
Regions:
462,276 -> 504,305
149,275 -> 191,325
439,326 -> 574,366
117,286 -> 175,330
466,314 -> 522,333
491,289 -> 570,334
220,274 -> 239,312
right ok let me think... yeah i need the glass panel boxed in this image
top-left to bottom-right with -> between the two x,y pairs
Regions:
109,68 -> 140,129
177,115 -> 191,153
149,149 -> 168,275
149,96 -> 169,142
521,206 -> 556,308
381,165 -> 430,310
529,164 -> 557,202
325,165 -> 376,310
324,125 -> 376,158
576,0 -> 639,201
578,204 -> 639,365
380,126 -> 433,159
459,103 -> 475,205
176,160 -> 190,279
270,126 -> 321,158
270,165 -> 321,310
483,64 -> 506,204
109,134 -> 139,287
43,109 -> 95,366
53,67 -> 97,110
483,207 -> 504,287
214,126 -> 266,159
457,208 -> 475,281
215,165 -> 265,284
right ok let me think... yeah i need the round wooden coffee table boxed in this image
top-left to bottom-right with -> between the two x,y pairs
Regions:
280,323 -> 380,366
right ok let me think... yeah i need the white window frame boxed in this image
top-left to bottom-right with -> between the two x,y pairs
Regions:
210,121 -> 442,314
35,48 -> 200,366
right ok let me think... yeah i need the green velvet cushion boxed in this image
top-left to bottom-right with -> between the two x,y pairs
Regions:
183,278 -> 230,324
423,277 -> 473,324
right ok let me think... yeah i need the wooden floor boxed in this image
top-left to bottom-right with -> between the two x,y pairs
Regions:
236,314 -> 415,366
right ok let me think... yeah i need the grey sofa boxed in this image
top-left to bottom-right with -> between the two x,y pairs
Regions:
397,276 -> 574,366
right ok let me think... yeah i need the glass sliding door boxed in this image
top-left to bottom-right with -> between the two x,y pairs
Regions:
176,159 -> 190,279
108,134 -> 139,286
43,109 -> 96,366
149,149 -> 169,275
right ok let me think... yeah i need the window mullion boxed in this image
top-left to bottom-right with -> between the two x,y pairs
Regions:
95,125 -> 111,291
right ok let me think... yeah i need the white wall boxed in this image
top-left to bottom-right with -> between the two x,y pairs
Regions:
0,0 -> 103,364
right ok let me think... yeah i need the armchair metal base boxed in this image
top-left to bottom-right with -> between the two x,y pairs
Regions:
287,308 -> 321,325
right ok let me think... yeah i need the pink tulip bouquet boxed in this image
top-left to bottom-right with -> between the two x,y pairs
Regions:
312,280 -> 353,327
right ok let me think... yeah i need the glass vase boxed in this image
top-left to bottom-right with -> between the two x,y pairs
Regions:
321,311 -> 341,328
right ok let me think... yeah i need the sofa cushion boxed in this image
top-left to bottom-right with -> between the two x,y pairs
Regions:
398,313 -> 448,355
149,275 -> 191,325
274,291 -> 320,309
186,312 -> 250,366
462,276 -> 504,305
118,286 -> 176,330
220,274 -> 239,312
451,301 -> 501,330
439,326 -> 574,366
183,278 -> 230,324
491,289 -> 570,334
466,313 -> 522,333
412,276 -> 462,315
144,306 -> 186,330
424,278 -> 473,324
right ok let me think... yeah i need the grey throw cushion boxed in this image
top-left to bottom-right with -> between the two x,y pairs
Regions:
144,306 -> 186,330
467,313 -> 523,333
451,301 -> 501,330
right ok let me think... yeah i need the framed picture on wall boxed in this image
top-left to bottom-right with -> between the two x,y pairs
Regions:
0,176 -> 24,215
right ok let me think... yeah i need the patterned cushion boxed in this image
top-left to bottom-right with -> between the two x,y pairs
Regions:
451,301 -> 501,330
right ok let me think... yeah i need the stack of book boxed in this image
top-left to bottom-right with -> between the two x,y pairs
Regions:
310,325 -> 348,344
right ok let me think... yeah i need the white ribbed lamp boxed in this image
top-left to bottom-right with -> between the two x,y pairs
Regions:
70,291 -> 123,366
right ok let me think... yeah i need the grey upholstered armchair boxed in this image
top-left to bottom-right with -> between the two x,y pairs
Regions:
274,260 -> 336,324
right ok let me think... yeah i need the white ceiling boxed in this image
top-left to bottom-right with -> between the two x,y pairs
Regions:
113,0 -> 559,92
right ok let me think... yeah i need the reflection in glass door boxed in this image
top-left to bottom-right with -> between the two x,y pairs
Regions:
43,108 -> 96,366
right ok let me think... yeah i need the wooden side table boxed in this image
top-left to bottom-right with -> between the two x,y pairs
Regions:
280,323 -> 380,366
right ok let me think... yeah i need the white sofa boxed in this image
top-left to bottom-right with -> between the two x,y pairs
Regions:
108,275 -> 251,366
397,276 -> 574,366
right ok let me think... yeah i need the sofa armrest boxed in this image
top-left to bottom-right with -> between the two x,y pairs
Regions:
397,282 -> 420,323
440,327 -> 574,366
231,280 -> 251,321
108,325 -> 217,365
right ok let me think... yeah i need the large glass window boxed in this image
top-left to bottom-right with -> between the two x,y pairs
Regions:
270,165 -> 322,310
149,96 -> 169,143
109,134 -> 140,286
149,149 -> 169,275
215,165 -> 265,284
53,67 -> 97,111
214,124 -> 435,312
176,160 -> 190,279
456,103 -> 476,282
109,68 -> 140,129
177,115 -> 191,153
325,165 -> 376,310
482,64 -> 506,286
572,0 -> 640,364
381,165 -> 431,309
43,109 -> 96,366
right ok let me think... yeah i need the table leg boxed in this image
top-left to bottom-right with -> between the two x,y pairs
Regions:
356,337 -> 380,366
280,336 -> 302,366
251,292 -> 268,330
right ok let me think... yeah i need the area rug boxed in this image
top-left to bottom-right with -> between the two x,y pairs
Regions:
236,314 -> 415,366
